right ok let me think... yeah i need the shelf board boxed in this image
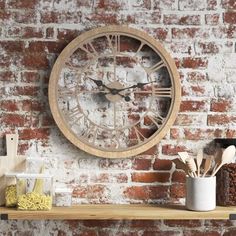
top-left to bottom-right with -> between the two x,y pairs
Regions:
1,205 -> 236,220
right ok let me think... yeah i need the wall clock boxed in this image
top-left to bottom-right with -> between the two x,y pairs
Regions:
49,26 -> 181,158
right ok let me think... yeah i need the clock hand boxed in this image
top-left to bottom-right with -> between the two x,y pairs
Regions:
115,81 -> 155,92
86,77 -> 112,90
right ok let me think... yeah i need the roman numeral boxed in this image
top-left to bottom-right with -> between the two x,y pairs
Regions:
58,86 -> 76,97
82,122 -> 97,140
146,60 -> 165,74
79,41 -> 98,59
153,87 -> 172,97
68,106 -> 81,119
106,34 -> 121,55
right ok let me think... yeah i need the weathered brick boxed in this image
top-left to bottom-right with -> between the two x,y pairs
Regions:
205,14 -> 220,25
22,53 -> 49,69
208,114 -> 236,126
164,14 -> 201,25
184,128 -> 223,140
7,0 -> 39,9
180,100 -> 208,112
162,144 -> 188,155
183,230 -> 220,236
210,98 -> 232,112
124,186 -> 169,200
224,12 -> 236,24
170,184 -> 185,198
164,220 -> 201,228
19,128 -> 50,140
132,158 -> 152,170
172,171 -> 186,183
181,57 -> 208,69
222,0 -> 236,9
131,172 -> 170,183
153,159 -> 172,170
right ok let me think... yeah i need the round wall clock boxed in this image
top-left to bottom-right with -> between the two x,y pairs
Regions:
49,26 -> 181,158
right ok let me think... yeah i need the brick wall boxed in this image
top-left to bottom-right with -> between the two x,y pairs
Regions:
1,0 -> 236,235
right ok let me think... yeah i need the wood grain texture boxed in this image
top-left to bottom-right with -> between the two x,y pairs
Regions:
0,205 -> 235,220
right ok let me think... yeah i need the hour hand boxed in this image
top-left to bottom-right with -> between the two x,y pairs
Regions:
86,76 -> 104,87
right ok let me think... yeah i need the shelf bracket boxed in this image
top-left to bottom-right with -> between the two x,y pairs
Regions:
0,214 -> 8,220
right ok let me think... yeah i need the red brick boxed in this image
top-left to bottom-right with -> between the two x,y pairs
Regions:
187,71 -> 207,82
205,14 -> 220,25
195,42 -> 219,54
164,14 -> 201,25
12,10 -> 37,24
57,29 -> 79,42
0,10 -> 11,22
11,86 -> 40,96
153,159 -> 172,170
18,143 -> 30,155
40,11 -> 82,24
0,0 -> 5,8
181,57 -> 208,69
226,129 -> 236,138
210,98 -> 232,112
26,41 -> 65,53
0,100 -> 19,111
20,71 -> 40,83
131,172 -> 170,183
172,28 -> 209,39
0,71 -> 17,82
170,184 -> 185,198
153,28 -> 169,41
224,12 -> 236,24
0,41 -> 24,52
212,25 -> 236,38
162,144 -> 187,155
222,0 -> 236,9
22,53 -> 49,69
208,114 -> 236,126
96,0 -> 128,10
130,220 -> 159,228
132,158 -> 152,170
172,171 -> 186,183
21,100 -> 43,112
184,128 -> 223,140
42,114 -> 55,127
124,186 -> 169,200
19,128 -> 50,140
7,0 -> 39,8
1,114 -> 25,126
143,230 -> 180,236
180,100 -> 207,112
164,220 -> 201,228
81,220 -> 121,228
183,230 -> 220,236
204,220 -> 233,227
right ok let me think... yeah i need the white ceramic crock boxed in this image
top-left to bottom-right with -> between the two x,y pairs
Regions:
186,176 -> 216,211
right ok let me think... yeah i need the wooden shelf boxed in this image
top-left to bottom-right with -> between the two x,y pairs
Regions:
1,205 -> 236,220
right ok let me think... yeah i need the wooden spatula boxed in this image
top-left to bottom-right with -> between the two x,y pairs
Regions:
211,145 -> 236,176
196,149 -> 203,177
202,156 -> 213,177
186,157 -> 197,177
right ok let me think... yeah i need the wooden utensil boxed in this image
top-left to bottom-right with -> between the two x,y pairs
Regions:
202,156 -> 213,177
196,149 -> 204,177
211,145 -> 236,177
177,152 -> 189,163
186,157 -> 197,177
172,158 -> 191,176
212,148 -> 223,174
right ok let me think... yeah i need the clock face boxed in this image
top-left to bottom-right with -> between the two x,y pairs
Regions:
49,26 -> 181,158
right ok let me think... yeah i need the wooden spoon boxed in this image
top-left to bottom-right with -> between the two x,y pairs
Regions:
211,145 -> 236,177
178,152 -> 189,163
186,157 -> 197,177
212,148 -> 223,174
202,155 -> 213,177
196,149 -> 203,177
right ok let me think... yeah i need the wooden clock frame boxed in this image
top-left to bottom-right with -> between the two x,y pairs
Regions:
48,25 -> 181,158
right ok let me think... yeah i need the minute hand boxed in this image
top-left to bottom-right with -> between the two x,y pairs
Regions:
116,81 -> 155,92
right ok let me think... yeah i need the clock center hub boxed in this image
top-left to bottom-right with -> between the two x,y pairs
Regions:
105,81 -> 125,102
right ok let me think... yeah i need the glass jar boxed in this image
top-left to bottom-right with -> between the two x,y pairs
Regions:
16,173 -> 53,211
4,173 -> 19,207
